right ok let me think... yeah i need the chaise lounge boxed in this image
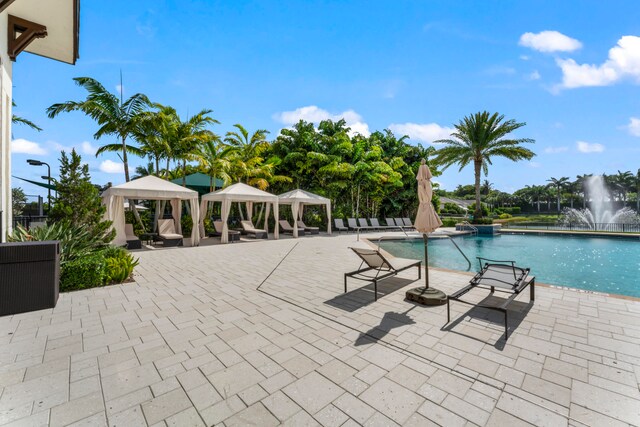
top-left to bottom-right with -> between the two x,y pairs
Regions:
210,220 -> 241,242
334,218 -> 349,233
157,219 -> 184,247
279,220 -> 305,236
445,258 -> 535,340
241,220 -> 268,239
298,220 -> 319,235
344,247 -> 422,301
125,223 -> 142,250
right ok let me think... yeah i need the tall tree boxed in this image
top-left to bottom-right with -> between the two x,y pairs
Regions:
611,170 -> 634,206
546,176 -> 569,213
48,149 -> 114,242
434,111 -> 535,219
47,77 -> 150,182
196,137 -> 233,191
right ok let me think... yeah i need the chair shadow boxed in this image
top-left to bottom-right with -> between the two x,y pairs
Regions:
354,308 -> 417,346
324,277 -> 418,312
441,294 -> 533,350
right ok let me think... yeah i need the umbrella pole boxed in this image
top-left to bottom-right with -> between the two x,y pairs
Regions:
423,233 -> 429,289
405,231 -> 446,306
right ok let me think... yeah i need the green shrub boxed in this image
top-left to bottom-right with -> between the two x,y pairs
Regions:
125,209 -> 152,235
467,203 -> 490,217
441,218 -> 458,227
442,202 -> 465,215
102,246 -> 139,284
8,221 -> 108,265
471,217 -> 494,225
60,253 -> 106,291
181,215 -> 193,237
499,213 -> 512,219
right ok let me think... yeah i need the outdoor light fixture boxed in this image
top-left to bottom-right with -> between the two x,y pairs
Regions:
26,159 -> 51,214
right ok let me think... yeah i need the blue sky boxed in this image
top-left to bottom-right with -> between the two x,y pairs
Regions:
11,0 -> 640,200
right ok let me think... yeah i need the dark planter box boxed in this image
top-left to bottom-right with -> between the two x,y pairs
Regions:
0,241 -> 60,316
456,223 -> 502,235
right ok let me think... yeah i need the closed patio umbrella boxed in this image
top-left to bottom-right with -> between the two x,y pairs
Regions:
408,159 -> 446,305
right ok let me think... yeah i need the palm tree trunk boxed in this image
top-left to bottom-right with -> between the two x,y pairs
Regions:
474,161 -> 482,219
182,160 -> 187,187
155,156 -> 160,177
122,136 -> 130,182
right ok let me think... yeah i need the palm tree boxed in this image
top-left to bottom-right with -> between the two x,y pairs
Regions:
47,77 -> 150,182
12,101 -> 42,131
525,185 -> 545,212
196,136 -> 233,191
133,108 -> 172,177
576,174 -> 592,209
481,179 -> 493,196
154,106 -> 219,186
636,169 -> 640,213
434,111 -> 535,219
225,124 -> 271,187
546,176 -> 569,213
133,161 -> 155,179
611,170 -> 634,206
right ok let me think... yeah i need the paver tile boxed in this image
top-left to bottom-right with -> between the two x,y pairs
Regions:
282,372 -> 344,414
359,377 -> 424,425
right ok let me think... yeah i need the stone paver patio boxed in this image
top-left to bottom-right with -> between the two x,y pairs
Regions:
1,233 -> 639,426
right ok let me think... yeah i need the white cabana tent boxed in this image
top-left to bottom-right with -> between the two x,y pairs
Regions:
278,189 -> 332,238
102,175 -> 200,247
199,182 -> 279,243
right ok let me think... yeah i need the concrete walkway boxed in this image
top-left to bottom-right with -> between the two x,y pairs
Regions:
0,233 -> 639,426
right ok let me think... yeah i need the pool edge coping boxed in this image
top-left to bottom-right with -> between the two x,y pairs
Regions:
363,236 -> 640,303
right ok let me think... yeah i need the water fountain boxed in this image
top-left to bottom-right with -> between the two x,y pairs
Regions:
561,175 -> 639,231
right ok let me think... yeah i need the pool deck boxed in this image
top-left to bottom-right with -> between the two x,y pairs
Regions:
1,232 -> 639,426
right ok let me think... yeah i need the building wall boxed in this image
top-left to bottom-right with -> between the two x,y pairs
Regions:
0,11 -> 13,242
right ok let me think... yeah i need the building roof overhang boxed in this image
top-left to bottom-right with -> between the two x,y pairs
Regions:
4,0 -> 79,64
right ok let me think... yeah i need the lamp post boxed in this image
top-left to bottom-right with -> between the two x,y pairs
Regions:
26,159 -> 51,214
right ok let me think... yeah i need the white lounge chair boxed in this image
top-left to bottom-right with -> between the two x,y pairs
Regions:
157,219 -> 183,247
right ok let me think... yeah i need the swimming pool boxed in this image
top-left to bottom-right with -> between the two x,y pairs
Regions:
379,233 -> 640,298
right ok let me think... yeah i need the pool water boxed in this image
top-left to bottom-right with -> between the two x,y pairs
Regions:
379,233 -> 640,298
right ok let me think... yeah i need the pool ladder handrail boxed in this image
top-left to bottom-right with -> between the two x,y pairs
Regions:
461,221 -> 478,236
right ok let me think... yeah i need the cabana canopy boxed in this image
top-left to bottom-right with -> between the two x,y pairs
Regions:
199,182 -> 279,243
102,176 -> 200,247
278,189 -> 332,238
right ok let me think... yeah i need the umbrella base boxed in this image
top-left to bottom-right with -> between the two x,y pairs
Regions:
406,286 -> 447,306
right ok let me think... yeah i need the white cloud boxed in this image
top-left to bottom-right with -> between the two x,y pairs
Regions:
388,123 -> 455,144
11,138 -> 47,155
526,70 -> 541,81
81,141 -> 96,155
576,141 -> 605,153
519,55 -> 530,61
519,30 -> 582,52
115,84 -> 124,96
527,161 -> 542,168
99,160 -> 124,174
273,105 -> 370,137
626,117 -> 640,136
555,36 -> 640,90
544,146 -> 569,153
